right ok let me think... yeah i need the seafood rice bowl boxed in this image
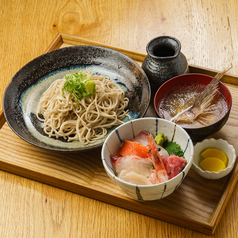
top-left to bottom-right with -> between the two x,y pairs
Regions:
101,117 -> 194,201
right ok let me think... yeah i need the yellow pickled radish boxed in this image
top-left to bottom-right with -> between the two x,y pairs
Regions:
201,148 -> 228,166
200,157 -> 226,172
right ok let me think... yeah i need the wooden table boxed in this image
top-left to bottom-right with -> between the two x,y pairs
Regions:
1,1 -> 238,237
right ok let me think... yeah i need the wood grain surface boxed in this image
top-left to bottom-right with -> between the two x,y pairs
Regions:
1,0 -> 238,237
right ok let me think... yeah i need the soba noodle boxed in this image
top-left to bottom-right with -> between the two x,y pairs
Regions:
37,71 -> 130,145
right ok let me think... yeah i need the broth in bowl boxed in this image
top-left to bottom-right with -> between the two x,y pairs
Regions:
158,84 -> 228,128
154,73 -> 232,141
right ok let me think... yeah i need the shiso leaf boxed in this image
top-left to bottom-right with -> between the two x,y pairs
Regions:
163,141 -> 184,158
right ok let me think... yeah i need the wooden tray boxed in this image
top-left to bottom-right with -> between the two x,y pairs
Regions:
0,33 -> 238,235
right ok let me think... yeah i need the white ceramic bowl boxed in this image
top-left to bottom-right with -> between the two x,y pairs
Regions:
101,117 -> 194,201
193,138 -> 236,179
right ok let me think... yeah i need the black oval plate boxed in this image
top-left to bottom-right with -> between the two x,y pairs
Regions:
3,45 -> 151,152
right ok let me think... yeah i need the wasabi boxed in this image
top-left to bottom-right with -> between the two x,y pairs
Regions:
154,132 -> 167,146
84,80 -> 96,95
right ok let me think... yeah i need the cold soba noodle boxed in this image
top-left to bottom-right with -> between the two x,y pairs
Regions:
37,71 -> 129,145
158,84 -> 228,128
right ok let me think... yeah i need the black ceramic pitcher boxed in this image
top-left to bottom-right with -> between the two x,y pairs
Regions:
142,36 -> 189,93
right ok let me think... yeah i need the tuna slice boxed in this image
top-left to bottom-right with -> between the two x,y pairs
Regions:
162,155 -> 187,179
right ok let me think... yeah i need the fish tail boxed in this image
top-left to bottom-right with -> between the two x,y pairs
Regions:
192,77 -> 219,110
173,65 -> 232,123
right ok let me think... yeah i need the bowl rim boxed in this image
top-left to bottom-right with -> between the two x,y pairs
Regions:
146,35 -> 181,59
101,117 -> 194,188
153,73 -> 232,130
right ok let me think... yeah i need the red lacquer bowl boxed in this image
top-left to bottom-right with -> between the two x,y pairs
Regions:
154,73 -> 232,141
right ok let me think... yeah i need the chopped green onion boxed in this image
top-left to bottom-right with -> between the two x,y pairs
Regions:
62,71 -> 96,103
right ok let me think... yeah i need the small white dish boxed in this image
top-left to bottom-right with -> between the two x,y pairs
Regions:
193,138 -> 236,179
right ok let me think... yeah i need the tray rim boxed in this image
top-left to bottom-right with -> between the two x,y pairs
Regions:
0,32 -> 238,235
46,33 -> 238,85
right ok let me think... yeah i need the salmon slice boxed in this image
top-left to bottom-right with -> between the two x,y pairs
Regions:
119,140 -> 151,158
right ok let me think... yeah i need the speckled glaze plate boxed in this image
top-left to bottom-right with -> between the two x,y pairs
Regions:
3,45 -> 151,152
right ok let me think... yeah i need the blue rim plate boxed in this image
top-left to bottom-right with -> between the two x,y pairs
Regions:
3,45 -> 151,152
